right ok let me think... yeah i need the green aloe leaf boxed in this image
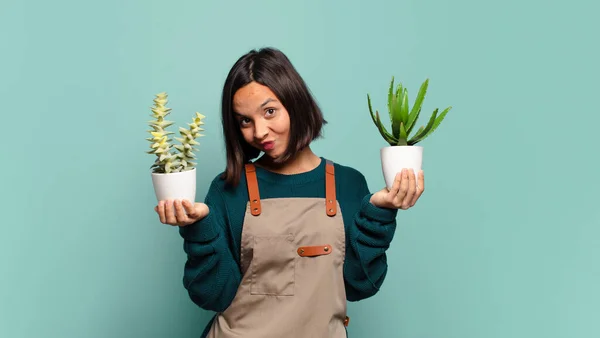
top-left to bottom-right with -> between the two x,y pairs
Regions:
367,93 -> 376,125
397,122 -> 408,146
408,126 -> 424,144
415,106 -> 451,143
375,110 -> 398,145
408,108 -> 438,145
387,77 -> 394,123
407,79 -> 428,134
391,94 -> 403,138
392,82 -> 403,127
369,94 -> 395,144
400,88 -> 409,125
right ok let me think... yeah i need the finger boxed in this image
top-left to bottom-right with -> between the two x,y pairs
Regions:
157,201 -> 166,224
402,169 -> 417,209
165,200 -> 177,224
411,170 -> 425,206
174,200 -> 189,224
196,203 -> 209,220
394,169 -> 409,206
388,171 -> 402,195
182,200 -> 197,218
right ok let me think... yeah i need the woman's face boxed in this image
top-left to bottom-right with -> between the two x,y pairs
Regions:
233,81 -> 291,159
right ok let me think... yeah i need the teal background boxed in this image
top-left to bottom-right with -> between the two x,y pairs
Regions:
1,0 -> 598,337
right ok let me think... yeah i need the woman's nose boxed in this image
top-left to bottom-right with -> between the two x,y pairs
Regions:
254,120 -> 269,139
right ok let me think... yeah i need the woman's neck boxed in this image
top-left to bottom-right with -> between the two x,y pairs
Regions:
256,147 -> 321,175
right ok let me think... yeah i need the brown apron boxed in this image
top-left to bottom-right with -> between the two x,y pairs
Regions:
206,160 -> 349,337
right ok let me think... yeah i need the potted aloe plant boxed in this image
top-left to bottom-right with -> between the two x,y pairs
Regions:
146,92 -> 205,203
367,77 -> 451,189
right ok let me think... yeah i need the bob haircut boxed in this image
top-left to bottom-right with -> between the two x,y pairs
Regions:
220,47 -> 327,187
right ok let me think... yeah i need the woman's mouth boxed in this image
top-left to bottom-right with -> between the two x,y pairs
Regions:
261,141 -> 275,150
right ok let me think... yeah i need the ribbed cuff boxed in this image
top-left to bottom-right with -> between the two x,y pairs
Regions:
360,194 -> 398,223
179,212 -> 219,243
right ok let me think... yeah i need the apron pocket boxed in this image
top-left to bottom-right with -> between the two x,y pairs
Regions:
251,234 -> 295,296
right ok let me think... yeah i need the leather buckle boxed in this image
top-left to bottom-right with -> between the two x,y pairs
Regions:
297,245 -> 333,257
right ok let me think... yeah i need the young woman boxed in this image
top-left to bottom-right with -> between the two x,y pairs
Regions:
155,47 -> 424,337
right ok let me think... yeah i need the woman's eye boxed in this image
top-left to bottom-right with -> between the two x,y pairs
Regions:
266,108 -> 275,116
240,118 -> 251,126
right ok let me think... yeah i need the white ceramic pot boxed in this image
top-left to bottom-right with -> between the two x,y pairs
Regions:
151,168 -> 197,203
380,146 -> 423,190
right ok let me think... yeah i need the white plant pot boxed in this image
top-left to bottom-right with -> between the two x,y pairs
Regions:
380,146 -> 423,190
151,168 -> 197,203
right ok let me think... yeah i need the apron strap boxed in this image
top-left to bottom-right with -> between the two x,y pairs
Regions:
325,160 -> 337,216
245,160 -> 335,217
244,163 -> 261,216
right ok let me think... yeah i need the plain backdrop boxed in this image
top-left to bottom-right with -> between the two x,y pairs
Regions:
1,0 -> 599,337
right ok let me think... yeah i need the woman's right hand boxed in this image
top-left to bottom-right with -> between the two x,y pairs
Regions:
154,200 -> 209,227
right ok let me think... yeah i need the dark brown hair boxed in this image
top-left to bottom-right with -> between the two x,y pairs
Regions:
220,47 -> 326,187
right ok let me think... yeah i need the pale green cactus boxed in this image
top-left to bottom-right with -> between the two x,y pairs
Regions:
367,77 -> 451,146
147,92 -> 205,173
173,112 -> 205,171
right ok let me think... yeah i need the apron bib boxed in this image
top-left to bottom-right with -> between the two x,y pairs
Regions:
206,160 -> 349,337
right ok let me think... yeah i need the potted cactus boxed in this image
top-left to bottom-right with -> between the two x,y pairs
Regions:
367,77 -> 451,189
147,92 -> 205,203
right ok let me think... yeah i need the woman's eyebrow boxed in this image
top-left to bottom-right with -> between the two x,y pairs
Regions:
234,98 -> 279,117
260,98 -> 277,107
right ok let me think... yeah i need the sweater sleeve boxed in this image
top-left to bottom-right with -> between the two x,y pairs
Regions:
178,179 -> 241,312
344,173 -> 398,302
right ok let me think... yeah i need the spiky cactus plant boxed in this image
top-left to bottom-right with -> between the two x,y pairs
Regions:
367,77 -> 451,146
173,112 -> 205,172
147,92 -> 205,173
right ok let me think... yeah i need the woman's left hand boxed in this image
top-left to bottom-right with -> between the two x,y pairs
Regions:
370,168 -> 424,210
